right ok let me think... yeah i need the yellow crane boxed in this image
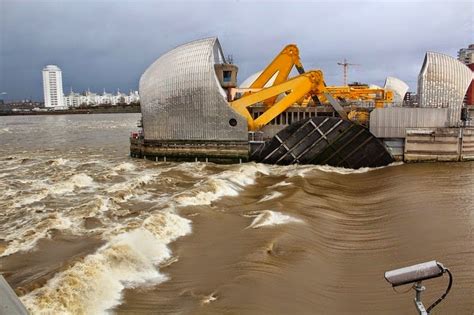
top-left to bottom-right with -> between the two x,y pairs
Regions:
245,44 -> 306,107
229,44 -> 393,131
230,70 -> 348,131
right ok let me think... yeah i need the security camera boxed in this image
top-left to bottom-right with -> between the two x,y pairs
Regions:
384,260 -> 452,315
384,260 -> 444,287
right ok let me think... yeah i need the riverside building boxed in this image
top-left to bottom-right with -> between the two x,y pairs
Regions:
42,64 -> 140,109
42,65 -> 65,109
63,89 -> 139,107
458,44 -> 474,65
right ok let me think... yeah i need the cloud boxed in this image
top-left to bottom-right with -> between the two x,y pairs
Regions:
0,0 -> 472,100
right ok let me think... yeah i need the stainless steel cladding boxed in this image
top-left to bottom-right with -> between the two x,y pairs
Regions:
139,37 -> 248,141
370,107 -> 448,138
418,52 -> 473,126
384,76 -> 409,105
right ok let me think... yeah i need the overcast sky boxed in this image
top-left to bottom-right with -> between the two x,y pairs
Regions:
1,0 -> 473,101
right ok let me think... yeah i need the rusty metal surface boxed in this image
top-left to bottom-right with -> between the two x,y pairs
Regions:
139,37 -> 247,141
251,117 -> 394,168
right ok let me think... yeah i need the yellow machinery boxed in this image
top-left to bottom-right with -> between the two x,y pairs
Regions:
231,70 -> 328,131
229,44 -> 393,131
248,45 -> 305,90
322,86 -> 393,108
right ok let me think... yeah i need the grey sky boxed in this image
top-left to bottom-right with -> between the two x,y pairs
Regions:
1,0 -> 473,101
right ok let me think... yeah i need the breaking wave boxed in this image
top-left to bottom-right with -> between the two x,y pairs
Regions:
49,173 -> 96,195
246,210 -> 304,229
280,162 -> 403,178
2,144 -> 402,314
1,213 -> 73,257
21,211 -> 191,314
258,191 -> 283,203
176,163 -> 269,206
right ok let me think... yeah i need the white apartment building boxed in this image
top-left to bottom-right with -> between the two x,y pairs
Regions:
42,65 -> 65,108
458,44 -> 474,65
63,89 -> 140,107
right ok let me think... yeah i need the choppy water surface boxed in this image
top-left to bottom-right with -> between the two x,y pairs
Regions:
0,114 -> 473,314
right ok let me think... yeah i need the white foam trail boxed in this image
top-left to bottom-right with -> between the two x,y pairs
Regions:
50,173 -> 96,195
50,158 -> 68,166
201,293 -> 218,305
12,191 -> 48,207
279,162 -> 404,178
107,173 -> 155,194
1,213 -> 73,257
22,211 -> 191,315
269,181 -> 292,188
258,191 -> 283,203
112,162 -> 136,172
247,210 -> 304,229
177,163 -> 269,206
313,162 -> 404,175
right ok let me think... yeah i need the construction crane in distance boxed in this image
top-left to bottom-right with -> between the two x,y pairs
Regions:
337,59 -> 360,86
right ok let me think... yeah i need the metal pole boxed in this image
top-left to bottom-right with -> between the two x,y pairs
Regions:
414,281 -> 428,315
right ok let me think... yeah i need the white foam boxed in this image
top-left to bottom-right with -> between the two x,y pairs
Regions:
269,181 -> 292,188
113,162 -> 136,172
22,211 -> 192,314
247,210 -> 304,229
50,173 -> 96,195
12,191 -> 48,208
176,178 -> 240,206
50,158 -> 68,166
107,173 -> 155,194
1,213 -> 73,257
258,191 -> 283,203
201,293 -> 218,305
176,164 -> 269,206
279,162 -> 404,178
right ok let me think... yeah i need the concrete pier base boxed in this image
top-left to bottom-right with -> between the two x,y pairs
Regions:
130,138 -> 249,163
404,127 -> 474,162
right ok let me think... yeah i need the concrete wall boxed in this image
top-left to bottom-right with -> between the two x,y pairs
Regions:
461,128 -> 474,160
404,127 -> 474,162
370,107 -> 448,138
382,138 -> 404,161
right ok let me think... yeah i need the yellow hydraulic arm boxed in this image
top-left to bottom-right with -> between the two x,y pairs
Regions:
250,44 -> 305,89
248,44 -> 306,107
230,71 -> 341,131
248,43 -> 393,108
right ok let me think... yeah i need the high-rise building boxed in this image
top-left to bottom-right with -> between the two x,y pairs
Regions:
42,65 -> 65,108
458,44 -> 474,65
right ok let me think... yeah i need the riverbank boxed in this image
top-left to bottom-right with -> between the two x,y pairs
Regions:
0,104 -> 140,116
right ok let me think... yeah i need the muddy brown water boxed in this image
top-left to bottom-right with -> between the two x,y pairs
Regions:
0,114 -> 473,314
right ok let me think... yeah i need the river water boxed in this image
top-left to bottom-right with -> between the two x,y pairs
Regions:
0,113 -> 473,314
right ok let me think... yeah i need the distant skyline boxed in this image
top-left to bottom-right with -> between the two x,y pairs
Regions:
1,0 -> 473,101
